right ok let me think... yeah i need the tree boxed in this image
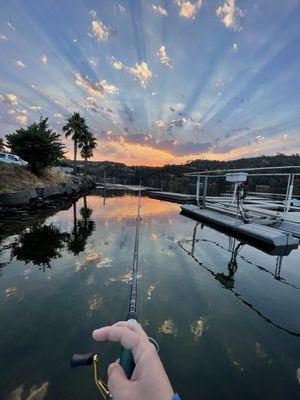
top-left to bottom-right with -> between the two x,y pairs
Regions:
0,137 -> 4,151
6,118 -> 65,175
63,112 -> 88,165
80,130 -> 97,168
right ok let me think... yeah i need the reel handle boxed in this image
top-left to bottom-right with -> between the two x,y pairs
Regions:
71,352 -> 94,368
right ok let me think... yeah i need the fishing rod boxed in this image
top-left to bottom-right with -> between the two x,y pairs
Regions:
119,184 -> 142,378
71,185 -> 143,399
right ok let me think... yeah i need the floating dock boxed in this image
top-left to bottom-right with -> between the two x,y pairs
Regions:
149,191 -> 196,203
180,204 -> 299,251
96,184 -> 152,191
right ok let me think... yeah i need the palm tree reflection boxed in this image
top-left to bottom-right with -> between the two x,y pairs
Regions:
67,196 -> 95,255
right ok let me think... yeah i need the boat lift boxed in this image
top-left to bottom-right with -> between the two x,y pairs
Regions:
181,166 -> 300,247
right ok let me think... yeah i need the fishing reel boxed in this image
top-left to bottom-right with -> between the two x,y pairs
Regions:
71,353 -> 111,399
71,336 -> 159,399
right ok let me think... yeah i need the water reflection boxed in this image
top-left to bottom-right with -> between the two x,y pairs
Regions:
1,194 -> 300,399
10,224 -> 70,271
7,381 -> 49,400
190,318 -> 205,341
158,319 -> 178,337
4,195 -> 96,271
67,196 -> 95,255
179,222 -> 300,337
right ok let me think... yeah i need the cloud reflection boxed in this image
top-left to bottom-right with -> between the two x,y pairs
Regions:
158,319 -> 178,337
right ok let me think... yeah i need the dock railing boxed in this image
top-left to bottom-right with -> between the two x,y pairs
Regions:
184,166 -> 300,216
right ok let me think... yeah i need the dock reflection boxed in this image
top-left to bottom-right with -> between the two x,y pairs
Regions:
178,222 -> 300,337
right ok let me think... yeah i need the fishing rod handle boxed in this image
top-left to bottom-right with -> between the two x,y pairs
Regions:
120,346 -> 135,379
120,315 -> 137,378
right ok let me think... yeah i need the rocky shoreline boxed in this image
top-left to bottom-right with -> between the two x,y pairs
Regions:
0,174 -> 96,217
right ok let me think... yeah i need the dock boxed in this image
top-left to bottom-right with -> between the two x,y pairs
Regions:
149,191 -> 196,203
180,205 -> 299,251
96,183 -> 152,191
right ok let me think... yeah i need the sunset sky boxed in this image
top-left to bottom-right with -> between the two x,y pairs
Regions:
0,0 -> 300,166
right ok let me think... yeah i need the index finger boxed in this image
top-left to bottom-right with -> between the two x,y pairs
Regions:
92,325 -> 150,363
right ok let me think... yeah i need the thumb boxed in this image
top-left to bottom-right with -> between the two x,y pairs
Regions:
108,361 -> 131,397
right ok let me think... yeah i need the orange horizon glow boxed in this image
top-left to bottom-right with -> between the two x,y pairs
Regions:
63,135 -> 300,167
64,139 -> 256,167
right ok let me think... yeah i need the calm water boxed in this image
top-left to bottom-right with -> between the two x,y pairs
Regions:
0,194 -> 300,400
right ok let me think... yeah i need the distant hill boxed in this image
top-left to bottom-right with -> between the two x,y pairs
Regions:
74,153 -> 300,194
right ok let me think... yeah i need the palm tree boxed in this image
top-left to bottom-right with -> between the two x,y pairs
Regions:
62,112 -> 88,166
80,131 -> 97,171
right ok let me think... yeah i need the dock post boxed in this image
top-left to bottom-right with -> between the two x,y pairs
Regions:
196,176 -> 200,206
284,174 -> 291,213
284,174 -> 295,217
203,177 -> 208,207
104,169 -> 107,187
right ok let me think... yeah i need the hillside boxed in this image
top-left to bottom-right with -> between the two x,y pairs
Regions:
0,163 -> 70,193
78,154 -> 300,194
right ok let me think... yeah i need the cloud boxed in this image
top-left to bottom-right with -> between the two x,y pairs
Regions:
88,19 -> 116,42
176,0 -> 203,19
29,105 -> 42,111
1,93 -> 18,105
41,54 -> 47,64
152,4 -> 168,16
89,9 -> 97,18
7,21 -> 15,31
118,4 -> 126,13
75,72 -> 119,97
155,119 -> 164,127
0,33 -> 8,40
16,114 -> 28,125
216,0 -> 244,31
112,57 -> 123,70
81,97 -> 100,114
123,132 -> 212,156
233,42 -> 238,50
169,117 -> 187,128
157,45 -> 172,68
17,108 -> 27,115
15,60 -> 26,68
30,84 -> 37,90
111,57 -> 152,88
100,80 -> 119,94
89,57 -> 97,66
53,113 -> 62,118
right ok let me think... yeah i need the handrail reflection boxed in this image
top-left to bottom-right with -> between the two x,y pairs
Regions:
178,222 -> 300,337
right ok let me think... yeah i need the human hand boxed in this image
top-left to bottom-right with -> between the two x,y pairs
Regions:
93,321 -> 174,400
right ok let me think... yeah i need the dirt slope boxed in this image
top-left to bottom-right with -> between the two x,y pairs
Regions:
0,163 -> 70,192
